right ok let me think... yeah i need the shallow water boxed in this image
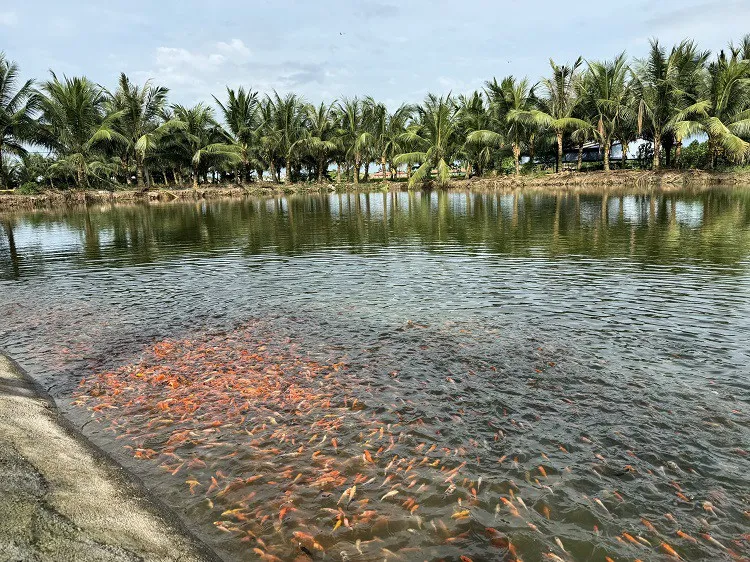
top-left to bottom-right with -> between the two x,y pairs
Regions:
1,188 -> 749,562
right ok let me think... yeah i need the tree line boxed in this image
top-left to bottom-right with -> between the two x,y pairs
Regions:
1,35 -> 749,191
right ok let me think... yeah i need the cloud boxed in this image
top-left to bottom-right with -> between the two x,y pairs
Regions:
136,39 -> 330,104
0,11 -> 18,26
644,0 -> 744,28
216,39 -> 251,60
353,1 -> 400,18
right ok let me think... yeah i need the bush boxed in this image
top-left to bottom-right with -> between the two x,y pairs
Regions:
16,181 -> 42,195
679,140 -> 710,169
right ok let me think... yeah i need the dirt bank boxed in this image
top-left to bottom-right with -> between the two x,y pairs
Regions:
0,353 -> 222,562
1,169 -> 749,210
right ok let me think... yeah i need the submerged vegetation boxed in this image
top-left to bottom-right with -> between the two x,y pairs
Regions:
1,35 -> 750,192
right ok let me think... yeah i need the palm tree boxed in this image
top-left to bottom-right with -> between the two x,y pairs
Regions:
337,97 -> 373,184
290,101 -> 337,182
394,93 -> 459,187
456,91 -> 493,177
268,92 -> 306,183
369,99 -> 412,181
536,58 -> 589,172
681,49 -> 750,167
38,73 -> 125,186
172,103 -> 223,188
579,54 -> 632,172
210,86 -> 260,182
108,73 -> 180,189
633,39 -> 709,169
0,53 -> 40,188
468,76 -> 537,176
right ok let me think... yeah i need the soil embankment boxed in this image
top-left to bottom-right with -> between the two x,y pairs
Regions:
1,169 -> 750,210
0,353 -> 221,562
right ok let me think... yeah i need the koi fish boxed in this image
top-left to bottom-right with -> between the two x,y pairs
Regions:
381,490 -> 399,501
700,533 -> 728,550
675,530 -> 698,544
659,541 -> 682,558
554,537 -> 566,553
594,498 -> 609,514
451,509 -> 471,519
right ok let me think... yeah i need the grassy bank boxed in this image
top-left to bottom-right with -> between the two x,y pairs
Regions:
2,169 -> 750,210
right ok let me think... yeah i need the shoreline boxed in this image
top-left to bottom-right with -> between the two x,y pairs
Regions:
0,353 -> 223,562
1,169 -> 750,210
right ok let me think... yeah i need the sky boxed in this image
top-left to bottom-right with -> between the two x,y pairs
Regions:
2,0 -> 749,110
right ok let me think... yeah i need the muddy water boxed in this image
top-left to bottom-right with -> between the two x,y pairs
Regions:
1,188 -> 749,561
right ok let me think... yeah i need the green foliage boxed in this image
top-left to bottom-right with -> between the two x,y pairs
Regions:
16,181 -> 41,194
4,33 -> 750,192
679,140 -> 710,169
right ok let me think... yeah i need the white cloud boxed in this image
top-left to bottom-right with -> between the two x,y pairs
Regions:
0,11 -> 18,26
216,39 -> 251,60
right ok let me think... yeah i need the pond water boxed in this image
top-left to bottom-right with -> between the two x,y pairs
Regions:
1,188 -> 749,562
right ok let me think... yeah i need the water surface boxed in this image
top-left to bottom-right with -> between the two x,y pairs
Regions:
1,188 -> 749,561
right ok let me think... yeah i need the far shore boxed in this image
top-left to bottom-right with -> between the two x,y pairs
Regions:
2,169 -> 750,211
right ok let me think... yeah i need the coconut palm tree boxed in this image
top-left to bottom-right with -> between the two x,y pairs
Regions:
579,54 -> 632,172
210,86 -> 261,182
290,101 -> 337,182
267,92 -> 306,183
394,93 -> 459,187
107,73 -> 182,189
336,97 -> 373,184
467,76 -> 537,176
681,50 -> 750,167
38,73 -> 125,187
633,40 -> 709,169
172,103 -> 224,188
536,57 -> 590,172
0,53 -> 40,188
456,91 -> 493,177
368,99 -> 412,181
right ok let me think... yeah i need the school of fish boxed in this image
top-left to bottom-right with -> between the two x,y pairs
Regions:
74,322 -> 750,562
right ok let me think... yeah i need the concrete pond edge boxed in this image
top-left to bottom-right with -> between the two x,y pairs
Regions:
0,351 -> 224,562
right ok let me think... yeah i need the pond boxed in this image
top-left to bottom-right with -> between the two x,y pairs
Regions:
1,188 -> 749,562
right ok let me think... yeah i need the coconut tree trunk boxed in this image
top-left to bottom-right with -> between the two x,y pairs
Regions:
653,132 -> 661,170
577,144 -> 584,171
465,161 -> 471,179
269,160 -> 278,183
603,137 -> 611,173
620,139 -> 627,168
381,156 -> 387,183
363,161 -> 370,182
513,143 -> 520,176
529,135 -> 535,164
0,144 -> 4,189
136,162 -> 146,188
556,131 -> 563,173
123,157 -> 131,185
353,154 -> 360,184
192,167 -> 199,189
77,165 -> 85,188
406,163 -> 411,181
664,136 -> 674,168
675,138 -> 683,168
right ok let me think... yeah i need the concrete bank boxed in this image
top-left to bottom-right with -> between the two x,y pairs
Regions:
0,354 -> 222,562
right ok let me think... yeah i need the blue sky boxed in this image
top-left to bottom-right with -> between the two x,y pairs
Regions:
2,0 -> 749,109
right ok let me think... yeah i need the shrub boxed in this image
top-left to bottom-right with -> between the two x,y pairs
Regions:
16,181 -> 42,195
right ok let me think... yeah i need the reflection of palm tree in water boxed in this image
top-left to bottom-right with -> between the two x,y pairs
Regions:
2,219 -> 20,279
